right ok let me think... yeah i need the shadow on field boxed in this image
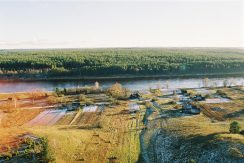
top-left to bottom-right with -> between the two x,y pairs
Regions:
106,109 -> 131,116
137,128 -> 230,163
224,109 -> 244,119
58,124 -> 102,130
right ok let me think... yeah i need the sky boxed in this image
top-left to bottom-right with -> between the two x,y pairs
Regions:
0,0 -> 243,49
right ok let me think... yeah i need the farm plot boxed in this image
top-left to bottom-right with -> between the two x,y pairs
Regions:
194,88 -> 213,95
204,98 -> 231,104
71,112 -> 101,128
199,104 -> 224,121
55,111 -> 77,125
26,109 -> 67,126
30,101 -> 145,163
83,105 -> 98,112
1,109 -> 42,127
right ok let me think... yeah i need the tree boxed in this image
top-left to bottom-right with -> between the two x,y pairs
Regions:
229,121 -> 241,134
229,80 -> 236,87
223,80 -> 229,88
166,81 -> 169,89
30,89 -> 45,104
94,81 -> 100,89
55,88 -> 62,97
213,82 -> 218,88
154,89 -> 162,97
202,78 -> 209,88
107,82 -> 130,99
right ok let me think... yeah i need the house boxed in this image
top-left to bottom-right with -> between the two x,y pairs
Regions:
192,94 -> 205,101
174,89 -> 182,95
182,102 -> 200,114
130,91 -> 141,99
180,96 -> 191,102
64,102 -> 80,111
83,105 -> 98,112
129,103 -> 140,113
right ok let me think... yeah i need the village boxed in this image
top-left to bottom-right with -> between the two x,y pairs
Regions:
0,81 -> 243,162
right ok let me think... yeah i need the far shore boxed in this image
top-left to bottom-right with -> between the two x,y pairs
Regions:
0,72 -> 244,82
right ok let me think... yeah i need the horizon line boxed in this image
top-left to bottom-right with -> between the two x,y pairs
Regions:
1,46 -> 243,50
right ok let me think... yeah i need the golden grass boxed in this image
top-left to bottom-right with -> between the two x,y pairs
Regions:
215,134 -> 244,143
0,127 -> 27,152
55,111 -> 77,125
1,108 -> 42,128
167,115 -> 228,135
29,101 -> 145,163
0,91 -> 52,100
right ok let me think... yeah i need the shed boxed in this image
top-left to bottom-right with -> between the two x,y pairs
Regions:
130,91 -> 142,99
182,102 -> 200,114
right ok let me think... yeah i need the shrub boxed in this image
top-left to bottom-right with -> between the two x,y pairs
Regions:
149,88 -> 162,96
107,82 -> 130,99
188,159 -> 196,163
229,121 -> 241,134
229,147 -> 244,158
79,94 -> 86,101
239,130 -> 244,135
145,102 -> 152,109
151,97 -> 158,102
47,96 -> 58,105
40,137 -> 55,162
216,90 -> 227,98
174,105 -> 181,109
85,99 -> 93,105
204,94 -> 211,98
54,87 -> 63,96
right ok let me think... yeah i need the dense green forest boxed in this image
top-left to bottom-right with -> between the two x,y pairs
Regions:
0,48 -> 244,79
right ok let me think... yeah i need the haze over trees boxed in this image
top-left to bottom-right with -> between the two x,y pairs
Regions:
0,48 -> 244,78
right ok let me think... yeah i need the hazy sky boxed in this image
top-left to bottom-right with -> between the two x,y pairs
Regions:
0,0 -> 243,49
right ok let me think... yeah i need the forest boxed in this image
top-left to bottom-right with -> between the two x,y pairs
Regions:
0,48 -> 244,79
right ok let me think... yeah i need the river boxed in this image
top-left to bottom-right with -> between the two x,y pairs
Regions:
0,77 -> 243,93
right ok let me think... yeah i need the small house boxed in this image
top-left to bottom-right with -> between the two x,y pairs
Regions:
129,103 -> 140,113
182,102 -> 200,114
130,91 -> 142,99
180,96 -> 191,102
192,94 -> 205,101
83,105 -> 98,112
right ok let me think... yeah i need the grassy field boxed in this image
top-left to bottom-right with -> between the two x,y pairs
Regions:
139,86 -> 244,162
28,101 -> 145,163
0,86 -> 243,162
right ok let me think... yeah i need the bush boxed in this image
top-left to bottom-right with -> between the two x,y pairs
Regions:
229,121 -> 241,134
107,82 -> 130,99
240,130 -> 244,135
216,90 -> 227,97
174,104 -> 181,109
47,96 -> 59,105
40,137 -> 55,162
85,99 -> 94,105
54,88 -> 63,97
151,97 -> 158,102
188,159 -> 196,163
79,94 -> 86,101
229,147 -> 244,158
145,102 -> 152,109
204,94 -> 211,98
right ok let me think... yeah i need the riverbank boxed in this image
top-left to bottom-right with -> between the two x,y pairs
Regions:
1,72 -> 244,82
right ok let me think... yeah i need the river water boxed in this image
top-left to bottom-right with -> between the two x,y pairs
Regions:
0,77 -> 243,93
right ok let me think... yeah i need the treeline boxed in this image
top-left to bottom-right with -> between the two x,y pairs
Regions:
0,48 -> 244,78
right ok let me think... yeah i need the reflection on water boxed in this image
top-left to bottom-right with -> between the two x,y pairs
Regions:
0,77 -> 243,93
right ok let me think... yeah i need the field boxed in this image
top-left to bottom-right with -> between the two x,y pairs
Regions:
0,48 -> 244,79
0,84 -> 243,162
139,86 -> 244,162
29,101 -> 145,163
